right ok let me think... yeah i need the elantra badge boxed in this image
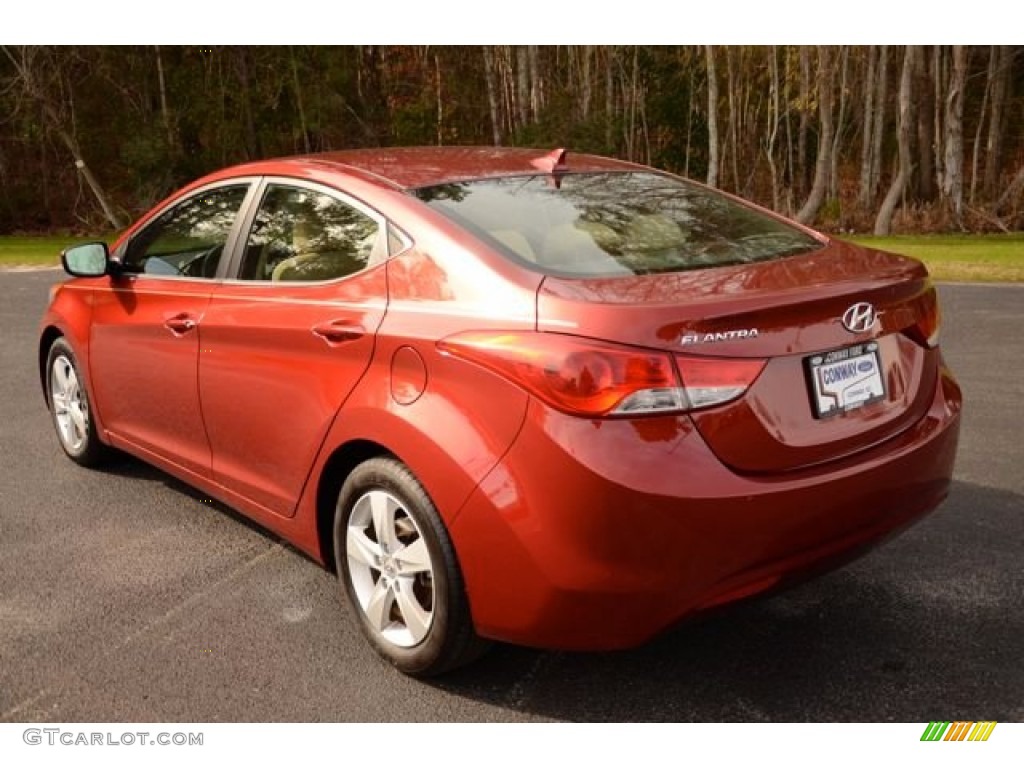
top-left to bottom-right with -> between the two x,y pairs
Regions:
841,302 -> 878,334
681,328 -> 759,345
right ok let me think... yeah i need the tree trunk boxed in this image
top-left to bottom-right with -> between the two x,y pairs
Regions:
684,65 -> 694,179
434,53 -> 443,145
783,49 -> 795,213
725,47 -> 740,192
289,47 -> 311,154
527,45 -> 542,117
875,46 -> 916,235
941,45 -> 968,227
516,46 -> 529,128
797,47 -> 811,196
625,47 -> 640,161
983,45 -> 1009,199
829,46 -> 849,201
868,46 -> 889,207
796,46 -> 834,225
969,59 -> 991,206
915,45 -> 936,201
858,46 -> 877,207
932,46 -> 946,195
236,49 -> 260,158
154,45 -> 175,151
580,45 -> 592,119
705,45 -> 719,188
604,47 -> 615,152
482,47 -> 502,146
766,46 -> 781,211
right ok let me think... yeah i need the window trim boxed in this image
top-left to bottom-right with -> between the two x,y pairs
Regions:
113,178 -> 261,283
220,176 -> 411,287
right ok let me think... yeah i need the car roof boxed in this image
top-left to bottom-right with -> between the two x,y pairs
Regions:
220,146 -> 644,191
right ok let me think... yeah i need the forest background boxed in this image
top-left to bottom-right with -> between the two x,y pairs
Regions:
0,45 -> 1021,240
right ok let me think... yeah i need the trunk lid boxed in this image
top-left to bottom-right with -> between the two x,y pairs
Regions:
536,239 -> 939,472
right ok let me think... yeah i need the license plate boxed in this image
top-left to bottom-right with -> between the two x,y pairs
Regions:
806,342 -> 885,419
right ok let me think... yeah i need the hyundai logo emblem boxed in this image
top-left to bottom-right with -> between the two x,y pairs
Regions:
841,302 -> 878,334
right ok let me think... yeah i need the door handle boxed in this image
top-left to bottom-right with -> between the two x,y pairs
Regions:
164,314 -> 198,334
312,321 -> 365,344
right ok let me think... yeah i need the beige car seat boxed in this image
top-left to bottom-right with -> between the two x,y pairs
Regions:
540,221 -> 628,273
271,218 -> 330,281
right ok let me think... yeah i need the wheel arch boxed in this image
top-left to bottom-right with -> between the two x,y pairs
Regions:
38,325 -> 64,403
315,438 -> 395,571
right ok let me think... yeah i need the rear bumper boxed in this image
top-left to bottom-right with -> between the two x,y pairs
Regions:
450,365 -> 962,650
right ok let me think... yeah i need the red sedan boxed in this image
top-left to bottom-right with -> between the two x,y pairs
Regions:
40,147 -> 961,676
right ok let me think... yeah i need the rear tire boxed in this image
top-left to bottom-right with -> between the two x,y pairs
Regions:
333,456 -> 489,676
46,338 -> 109,467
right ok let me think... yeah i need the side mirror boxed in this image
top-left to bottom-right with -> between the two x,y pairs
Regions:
62,242 -> 110,278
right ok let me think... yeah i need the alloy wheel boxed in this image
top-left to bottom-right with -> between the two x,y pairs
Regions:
345,489 -> 435,647
50,354 -> 88,454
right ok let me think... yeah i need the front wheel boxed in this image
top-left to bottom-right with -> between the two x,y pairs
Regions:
46,338 -> 109,467
333,457 -> 488,676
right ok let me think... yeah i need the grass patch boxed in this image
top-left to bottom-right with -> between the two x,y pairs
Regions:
0,236 -> 111,268
3,233 -> 1023,282
839,233 -> 1024,282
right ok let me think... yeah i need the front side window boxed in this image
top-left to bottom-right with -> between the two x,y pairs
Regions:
238,185 -> 383,282
123,185 -> 249,278
415,172 -> 822,277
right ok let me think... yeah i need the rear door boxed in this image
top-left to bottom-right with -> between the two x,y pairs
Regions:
90,181 -> 254,476
198,179 -> 391,517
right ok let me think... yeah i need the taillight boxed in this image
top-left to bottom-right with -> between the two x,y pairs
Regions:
674,355 -> 767,409
438,331 -> 764,417
906,289 -> 941,348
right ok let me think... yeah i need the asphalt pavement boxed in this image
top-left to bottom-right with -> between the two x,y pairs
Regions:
0,270 -> 1021,722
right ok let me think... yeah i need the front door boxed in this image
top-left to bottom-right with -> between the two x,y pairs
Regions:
89,182 -> 252,476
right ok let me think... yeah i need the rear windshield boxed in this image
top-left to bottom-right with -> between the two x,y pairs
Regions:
414,172 -> 821,277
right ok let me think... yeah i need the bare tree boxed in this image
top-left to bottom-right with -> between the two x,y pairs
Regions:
579,46 -> 593,119
154,46 -> 176,151
941,45 -> 968,227
527,45 -> 542,117
914,46 -> 936,201
858,46 -> 878,207
868,46 -> 890,205
969,55 -> 991,205
604,47 -> 615,152
983,45 -> 1010,199
828,46 -> 849,202
1,46 -> 123,229
875,46 -> 916,235
765,46 -> 781,211
932,46 -> 946,193
516,46 -> 529,128
796,46 -> 835,225
797,47 -> 811,196
289,47 -> 311,154
724,46 -> 740,192
705,45 -> 719,188
482,47 -> 502,146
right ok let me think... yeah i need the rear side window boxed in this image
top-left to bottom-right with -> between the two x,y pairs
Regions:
238,184 -> 383,282
415,172 -> 821,276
